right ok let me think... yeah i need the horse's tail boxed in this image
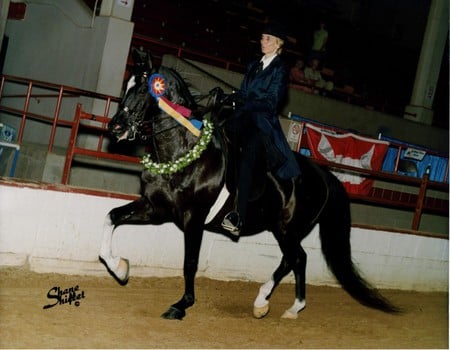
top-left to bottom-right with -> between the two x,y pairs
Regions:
318,175 -> 400,313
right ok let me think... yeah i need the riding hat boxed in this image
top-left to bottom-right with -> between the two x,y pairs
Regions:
262,21 -> 288,42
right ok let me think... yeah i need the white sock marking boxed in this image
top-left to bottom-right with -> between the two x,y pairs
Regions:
254,279 -> 275,308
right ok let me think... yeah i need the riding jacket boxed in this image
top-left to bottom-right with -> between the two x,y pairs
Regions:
235,55 -> 301,179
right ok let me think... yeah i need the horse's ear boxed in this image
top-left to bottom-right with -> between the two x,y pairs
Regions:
131,46 -> 153,75
147,51 -> 153,71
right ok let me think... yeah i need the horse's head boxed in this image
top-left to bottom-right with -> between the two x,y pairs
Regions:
109,48 -> 197,142
108,47 -> 153,142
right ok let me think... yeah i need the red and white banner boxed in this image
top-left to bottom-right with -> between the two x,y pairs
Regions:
305,123 -> 389,195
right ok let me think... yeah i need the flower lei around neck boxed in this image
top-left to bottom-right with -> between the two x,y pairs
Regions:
140,73 -> 214,175
140,118 -> 214,175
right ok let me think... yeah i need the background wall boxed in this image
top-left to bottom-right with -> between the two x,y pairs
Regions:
0,183 -> 447,292
3,0 -> 131,95
5,1 -> 99,90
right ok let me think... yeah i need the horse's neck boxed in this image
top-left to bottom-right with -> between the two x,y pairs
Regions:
153,127 -> 196,162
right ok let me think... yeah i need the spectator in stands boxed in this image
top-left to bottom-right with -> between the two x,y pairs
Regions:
221,22 -> 301,235
304,58 -> 334,92
309,19 -> 328,67
289,58 -> 306,84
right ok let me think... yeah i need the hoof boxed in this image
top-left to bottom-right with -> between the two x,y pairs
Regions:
281,300 -> 305,319
115,258 -> 130,283
253,304 -> 270,319
99,256 -> 130,285
161,306 -> 185,320
281,310 -> 298,319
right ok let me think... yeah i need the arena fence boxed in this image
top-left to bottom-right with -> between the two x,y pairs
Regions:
0,74 -> 448,237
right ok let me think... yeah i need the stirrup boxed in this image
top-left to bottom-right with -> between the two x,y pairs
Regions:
221,211 -> 241,235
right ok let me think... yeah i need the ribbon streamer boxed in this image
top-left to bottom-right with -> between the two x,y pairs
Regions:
149,73 -> 201,137
158,96 -> 201,137
160,96 -> 192,118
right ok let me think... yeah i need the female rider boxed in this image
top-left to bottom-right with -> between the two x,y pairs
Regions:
222,22 -> 301,235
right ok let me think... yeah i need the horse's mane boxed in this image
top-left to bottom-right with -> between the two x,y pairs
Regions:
157,65 -> 229,122
158,66 -> 198,110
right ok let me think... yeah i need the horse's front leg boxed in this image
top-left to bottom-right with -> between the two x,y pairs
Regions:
161,218 -> 204,320
99,197 -> 152,284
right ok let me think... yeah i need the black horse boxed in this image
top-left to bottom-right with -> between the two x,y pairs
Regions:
99,49 -> 398,320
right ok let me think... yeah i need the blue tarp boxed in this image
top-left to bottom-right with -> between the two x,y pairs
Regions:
379,135 -> 448,183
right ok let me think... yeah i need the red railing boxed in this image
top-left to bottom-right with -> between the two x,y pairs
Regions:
61,103 -> 141,185
0,74 -> 120,152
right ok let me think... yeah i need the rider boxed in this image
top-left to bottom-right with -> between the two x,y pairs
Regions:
222,21 -> 302,235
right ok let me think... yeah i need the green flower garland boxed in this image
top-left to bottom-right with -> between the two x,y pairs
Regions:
141,119 -> 214,175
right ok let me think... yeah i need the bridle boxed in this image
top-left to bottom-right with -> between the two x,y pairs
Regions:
111,65 -> 238,175
117,70 -> 178,141
117,68 -> 225,142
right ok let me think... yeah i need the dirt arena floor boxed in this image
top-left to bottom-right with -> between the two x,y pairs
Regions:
0,267 -> 447,349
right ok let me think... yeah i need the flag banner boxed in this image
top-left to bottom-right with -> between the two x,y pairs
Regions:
305,123 -> 389,195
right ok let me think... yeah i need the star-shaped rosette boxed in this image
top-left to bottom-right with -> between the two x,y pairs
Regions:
148,73 -> 166,98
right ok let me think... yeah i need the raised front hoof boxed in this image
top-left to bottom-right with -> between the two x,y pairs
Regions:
115,258 -> 130,284
99,256 -> 130,286
161,306 -> 185,320
253,304 -> 270,319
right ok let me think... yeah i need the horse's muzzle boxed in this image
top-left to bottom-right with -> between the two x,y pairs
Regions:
108,122 -> 130,142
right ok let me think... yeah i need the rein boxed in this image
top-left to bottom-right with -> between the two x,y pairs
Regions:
141,114 -> 180,140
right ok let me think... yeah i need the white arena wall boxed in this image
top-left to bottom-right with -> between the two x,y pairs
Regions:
0,183 -> 448,292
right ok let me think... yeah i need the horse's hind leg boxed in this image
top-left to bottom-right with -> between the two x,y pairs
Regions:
99,197 -> 151,284
256,232 -> 307,319
253,256 -> 292,318
281,244 -> 307,319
